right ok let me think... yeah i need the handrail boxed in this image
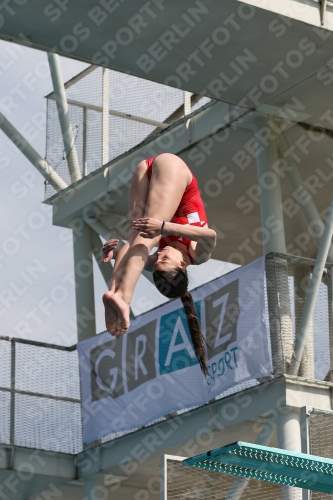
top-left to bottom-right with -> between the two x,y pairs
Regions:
0,335 -> 77,351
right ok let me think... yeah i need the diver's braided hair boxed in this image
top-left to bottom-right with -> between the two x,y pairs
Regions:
153,268 -> 208,376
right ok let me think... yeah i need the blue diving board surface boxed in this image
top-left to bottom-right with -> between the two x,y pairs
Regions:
182,441 -> 333,494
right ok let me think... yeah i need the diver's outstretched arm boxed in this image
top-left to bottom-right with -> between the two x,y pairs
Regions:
101,238 -> 157,272
131,218 -> 216,264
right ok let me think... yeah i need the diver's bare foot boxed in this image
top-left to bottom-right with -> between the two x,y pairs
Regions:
103,291 -> 118,336
108,293 -> 131,338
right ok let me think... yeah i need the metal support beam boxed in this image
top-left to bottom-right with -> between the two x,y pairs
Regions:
225,418 -> 276,500
278,131 -> 333,262
51,96 -> 169,129
255,117 -> 292,373
85,216 -> 114,241
184,91 -> 191,116
184,91 -> 193,141
84,474 -> 106,500
276,409 -> 302,500
266,254 -> 294,375
300,407 -> 310,500
47,52 -> 81,184
83,106 -> 88,177
0,111 -> 67,192
10,339 -> 15,446
148,93 -> 202,139
102,68 -> 109,166
0,444 -> 76,478
72,222 -> 96,341
289,192 -> 333,375
320,0 -> 328,25
294,267 -> 314,378
328,269 -> 333,383
254,116 -> 286,254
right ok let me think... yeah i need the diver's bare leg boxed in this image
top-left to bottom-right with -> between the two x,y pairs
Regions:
107,154 -> 191,336
103,160 -> 150,335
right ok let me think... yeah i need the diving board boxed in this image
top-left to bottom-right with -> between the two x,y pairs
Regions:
182,441 -> 333,494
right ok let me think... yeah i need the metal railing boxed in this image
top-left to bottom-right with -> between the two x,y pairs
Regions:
0,337 -> 81,454
44,65 -> 210,199
265,253 -> 333,380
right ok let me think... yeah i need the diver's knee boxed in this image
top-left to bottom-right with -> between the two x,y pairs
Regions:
134,160 -> 148,177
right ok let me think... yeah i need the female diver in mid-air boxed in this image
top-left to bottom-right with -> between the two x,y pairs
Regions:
101,153 -> 216,375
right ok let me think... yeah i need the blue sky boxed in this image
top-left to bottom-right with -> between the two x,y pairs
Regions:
0,40 -> 236,346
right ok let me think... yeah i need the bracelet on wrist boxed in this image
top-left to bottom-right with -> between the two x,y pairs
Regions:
161,221 -> 167,237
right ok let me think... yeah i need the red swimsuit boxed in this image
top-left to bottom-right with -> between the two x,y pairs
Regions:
145,156 -> 208,264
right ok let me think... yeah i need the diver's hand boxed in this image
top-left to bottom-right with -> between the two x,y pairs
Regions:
132,218 -> 163,238
100,239 -> 120,263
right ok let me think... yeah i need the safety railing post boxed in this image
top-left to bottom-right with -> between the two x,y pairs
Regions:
102,68 -> 109,166
294,265 -> 314,379
83,106 -> 88,177
184,91 -> 191,116
10,339 -> 15,446
47,52 -> 81,184
328,267 -> 333,383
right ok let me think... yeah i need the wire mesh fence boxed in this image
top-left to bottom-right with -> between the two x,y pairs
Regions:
164,457 -> 283,500
0,338 -> 82,454
265,253 -> 332,380
44,65 -> 211,199
308,408 -> 333,499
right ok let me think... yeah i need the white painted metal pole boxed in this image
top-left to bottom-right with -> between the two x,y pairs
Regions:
160,455 -> 187,500
72,222 -> 96,341
328,270 -> 333,383
254,116 -> 286,254
83,106 -> 88,177
289,192 -> 333,375
278,131 -> 333,262
300,407 -> 310,500
47,52 -> 81,184
255,116 -> 293,372
184,91 -> 193,142
10,340 -> 15,447
294,267 -> 314,378
184,91 -> 191,116
0,111 -> 67,192
85,216 -> 114,241
102,68 -> 109,166
225,418 -> 275,500
276,409 -> 302,500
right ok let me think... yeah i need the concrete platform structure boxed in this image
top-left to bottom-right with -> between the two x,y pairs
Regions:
1,1 -> 333,499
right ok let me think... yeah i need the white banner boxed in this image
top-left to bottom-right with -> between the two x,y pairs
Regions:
78,257 -> 272,445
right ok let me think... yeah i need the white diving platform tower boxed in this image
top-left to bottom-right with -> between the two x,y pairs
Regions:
1,1 -> 333,499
